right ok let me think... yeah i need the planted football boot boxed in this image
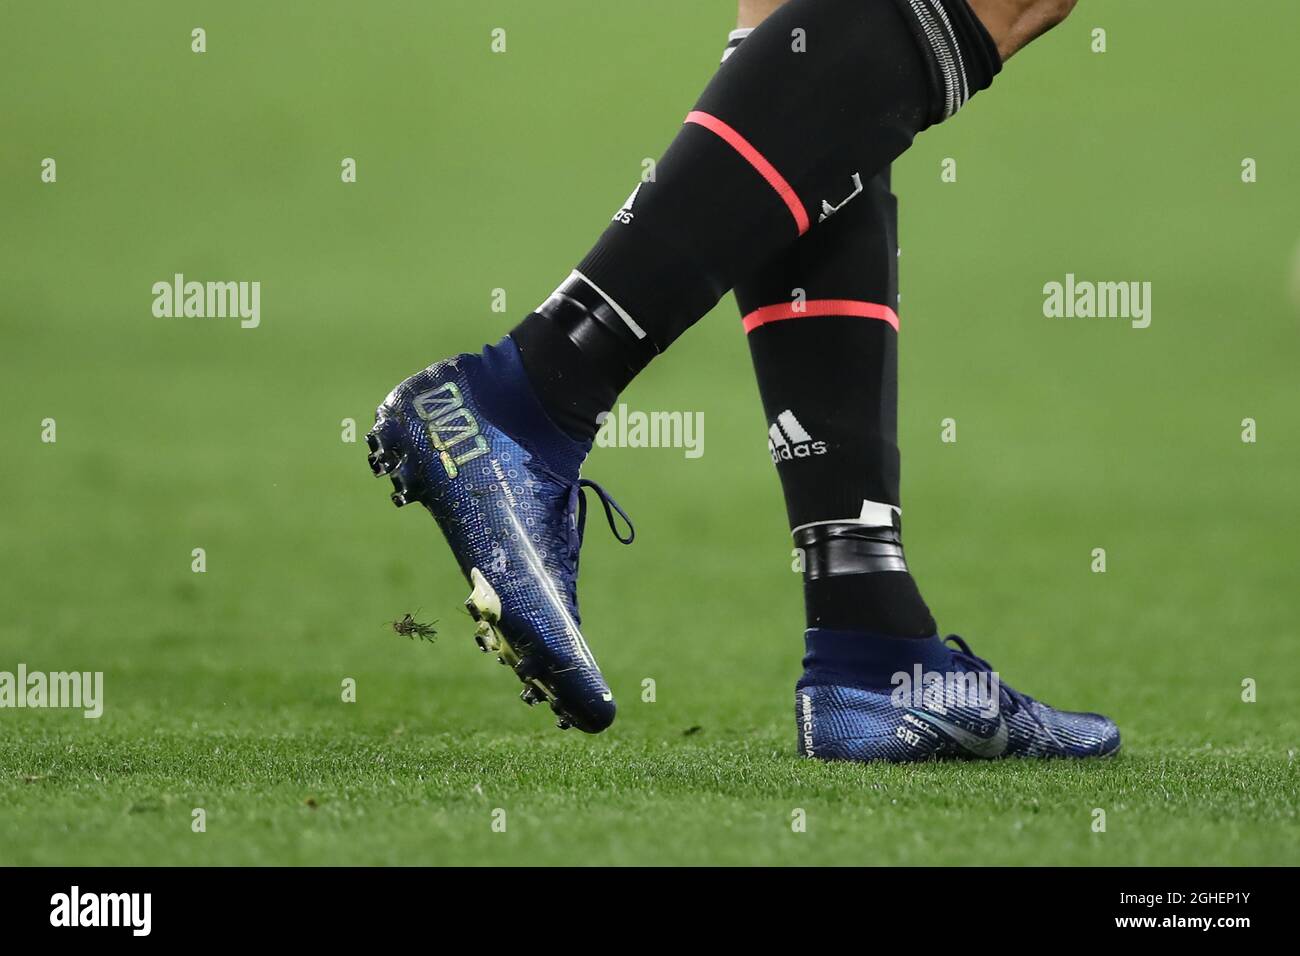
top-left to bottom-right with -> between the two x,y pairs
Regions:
366,336 -> 633,733
796,630 -> 1121,762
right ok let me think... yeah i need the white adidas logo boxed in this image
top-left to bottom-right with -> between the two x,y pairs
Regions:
768,409 -> 827,464
611,182 -> 641,224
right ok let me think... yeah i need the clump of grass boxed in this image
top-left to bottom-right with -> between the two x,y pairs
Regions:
389,613 -> 438,643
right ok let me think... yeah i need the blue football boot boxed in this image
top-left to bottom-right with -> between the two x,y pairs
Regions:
796,630 -> 1120,761
366,336 -> 633,733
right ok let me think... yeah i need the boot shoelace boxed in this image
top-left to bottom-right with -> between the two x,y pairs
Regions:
943,634 -> 1032,717
559,477 -> 634,616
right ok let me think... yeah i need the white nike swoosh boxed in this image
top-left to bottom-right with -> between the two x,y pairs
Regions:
909,710 -> 1009,758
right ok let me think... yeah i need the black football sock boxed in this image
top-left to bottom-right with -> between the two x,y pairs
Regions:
737,166 -> 936,638
512,0 -> 1000,441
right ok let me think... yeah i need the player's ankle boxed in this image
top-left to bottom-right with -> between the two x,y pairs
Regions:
804,572 -> 937,638
510,273 -> 658,443
799,628 -> 948,689
794,520 -> 936,638
466,335 -> 592,473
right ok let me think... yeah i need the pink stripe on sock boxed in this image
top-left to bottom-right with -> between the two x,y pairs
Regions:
741,299 -> 901,334
684,110 -> 810,235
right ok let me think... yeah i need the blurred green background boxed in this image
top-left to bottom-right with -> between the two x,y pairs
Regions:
1,1 -> 1297,865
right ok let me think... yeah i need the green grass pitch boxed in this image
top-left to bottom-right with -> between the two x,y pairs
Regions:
1,1 -> 1297,866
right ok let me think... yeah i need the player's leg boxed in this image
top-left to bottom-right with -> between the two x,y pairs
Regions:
727,0 -> 926,635
740,173 -> 932,638
511,0 -> 1074,453
733,0 -> 929,641
723,24 -> 1117,760
367,0 -> 1072,734
513,0 -> 1006,442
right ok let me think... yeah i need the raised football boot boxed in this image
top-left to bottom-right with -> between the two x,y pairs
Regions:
366,336 -> 633,733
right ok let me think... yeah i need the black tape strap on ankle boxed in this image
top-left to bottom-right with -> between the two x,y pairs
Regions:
536,275 -> 659,376
794,522 -> 909,577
